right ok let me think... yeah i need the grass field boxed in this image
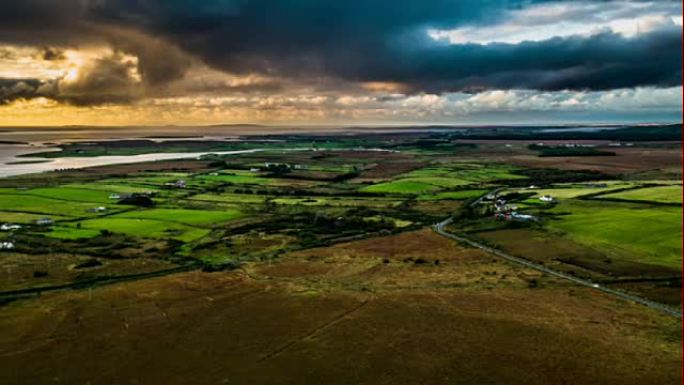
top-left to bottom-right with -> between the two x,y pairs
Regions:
196,172 -> 272,185
599,185 -> 682,204
418,189 -> 488,201
546,200 -> 682,269
189,193 -> 269,204
65,183 -> 162,193
403,163 -> 525,182
115,208 -> 243,226
2,229 -> 679,385
47,226 -> 106,240
361,179 -> 443,194
0,136 -> 681,385
362,164 -> 525,195
17,187 -> 113,203
0,211 -> 68,224
0,194 -> 115,217
271,197 -> 399,207
53,217 -> 210,242
511,184 -> 634,199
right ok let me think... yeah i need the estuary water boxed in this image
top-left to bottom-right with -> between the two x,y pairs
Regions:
0,144 -> 264,178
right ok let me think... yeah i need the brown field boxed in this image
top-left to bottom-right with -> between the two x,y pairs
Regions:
0,252 -> 176,292
506,145 -> 682,175
0,229 -> 680,385
82,159 -> 215,174
355,159 -> 427,181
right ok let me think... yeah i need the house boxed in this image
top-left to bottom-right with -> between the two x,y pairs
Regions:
539,195 -> 554,202
0,223 -> 21,231
87,206 -> 107,213
511,212 -> 536,221
108,193 -> 121,200
35,218 -> 54,226
0,241 -> 14,250
165,180 -> 186,188
496,212 -> 536,222
249,168 -> 260,172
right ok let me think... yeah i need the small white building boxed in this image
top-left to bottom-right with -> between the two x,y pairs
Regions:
108,193 -> 121,200
35,218 -> 54,226
0,241 -> 15,250
165,180 -> 186,188
539,195 -> 554,202
511,212 -> 536,221
0,223 -> 21,231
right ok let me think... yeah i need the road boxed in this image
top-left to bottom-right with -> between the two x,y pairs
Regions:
432,214 -> 682,319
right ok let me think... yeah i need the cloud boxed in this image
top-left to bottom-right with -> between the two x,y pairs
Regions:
0,48 -> 144,105
85,0 -> 680,93
0,0 -> 680,124
428,1 -> 682,44
0,78 -> 54,105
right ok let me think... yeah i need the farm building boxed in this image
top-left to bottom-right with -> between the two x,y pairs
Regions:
1,223 -> 21,231
539,195 -> 554,202
165,180 -> 186,188
35,218 -> 54,226
495,212 -> 537,222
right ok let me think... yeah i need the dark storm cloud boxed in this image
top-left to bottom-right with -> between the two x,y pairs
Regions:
0,0 -> 681,102
357,27 -> 683,92
86,0 -> 683,92
0,78 -> 55,104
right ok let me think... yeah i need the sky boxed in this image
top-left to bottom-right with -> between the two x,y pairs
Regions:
0,0 -> 681,126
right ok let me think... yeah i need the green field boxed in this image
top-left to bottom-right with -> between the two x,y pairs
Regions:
362,164 -> 525,195
99,173 -> 189,186
115,208 -> 243,226
189,193 -> 269,204
0,211 -> 68,224
512,186 -> 630,199
546,200 -> 682,268
51,218 -> 210,242
403,164 -> 525,183
599,185 -> 682,204
418,189 -> 488,201
65,183 -> 161,194
361,180 -> 442,194
47,226 -> 104,240
18,187 -> 113,203
0,194 -> 116,217
196,172 -> 272,185
271,196 -> 400,207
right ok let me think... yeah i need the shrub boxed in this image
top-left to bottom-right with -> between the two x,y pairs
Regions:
75,258 -> 103,269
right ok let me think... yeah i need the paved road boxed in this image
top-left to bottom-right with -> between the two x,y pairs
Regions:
433,218 -> 682,319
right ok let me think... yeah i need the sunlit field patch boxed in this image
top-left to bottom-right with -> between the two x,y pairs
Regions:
598,185 -> 682,204
546,200 -> 682,269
